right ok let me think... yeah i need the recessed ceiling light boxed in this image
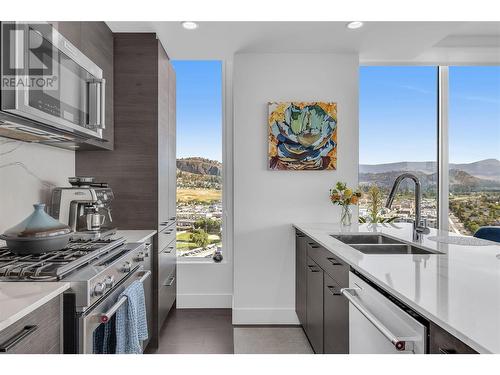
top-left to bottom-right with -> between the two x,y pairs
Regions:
181,21 -> 198,30
346,21 -> 364,30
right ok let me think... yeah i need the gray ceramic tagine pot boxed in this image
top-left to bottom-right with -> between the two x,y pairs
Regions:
0,203 -> 72,255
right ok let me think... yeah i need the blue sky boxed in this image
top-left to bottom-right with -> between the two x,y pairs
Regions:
360,66 -> 500,165
172,60 -> 222,162
173,62 -> 499,165
449,66 -> 500,164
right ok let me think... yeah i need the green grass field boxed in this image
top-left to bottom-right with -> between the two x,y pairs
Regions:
176,231 -> 221,252
176,188 -> 221,203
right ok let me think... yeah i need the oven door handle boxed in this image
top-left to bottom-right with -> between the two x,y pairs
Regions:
97,270 -> 151,324
341,287 -> 420,352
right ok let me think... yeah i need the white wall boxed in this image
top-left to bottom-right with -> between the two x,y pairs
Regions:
232,53 -> 359,324
0,141 -> 74,234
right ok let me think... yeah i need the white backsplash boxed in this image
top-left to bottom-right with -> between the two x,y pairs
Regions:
0,139 -> 74,234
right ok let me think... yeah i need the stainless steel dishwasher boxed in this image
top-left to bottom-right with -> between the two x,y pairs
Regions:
342,271 -> 427,354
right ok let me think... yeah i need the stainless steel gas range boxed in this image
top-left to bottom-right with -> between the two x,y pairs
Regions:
0,237 -> 152,353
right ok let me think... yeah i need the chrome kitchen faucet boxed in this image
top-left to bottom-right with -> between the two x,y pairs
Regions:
385,173 -> 430,241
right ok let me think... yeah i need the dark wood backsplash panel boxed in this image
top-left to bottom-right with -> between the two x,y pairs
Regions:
75,33 -> 159,229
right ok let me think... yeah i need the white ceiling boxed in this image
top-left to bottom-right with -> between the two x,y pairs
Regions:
107,21 -> 500,64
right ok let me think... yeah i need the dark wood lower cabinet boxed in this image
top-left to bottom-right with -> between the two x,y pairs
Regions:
295,233 -> 307,327
429,321 -> 478,354
306,256 -> 324,354
323,273 -> 349,354
0,296 -> 62,354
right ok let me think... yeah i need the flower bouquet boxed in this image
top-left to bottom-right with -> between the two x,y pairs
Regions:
329,182 -> 361,226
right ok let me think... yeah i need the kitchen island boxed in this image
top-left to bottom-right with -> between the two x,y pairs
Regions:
293,222 -> 500,354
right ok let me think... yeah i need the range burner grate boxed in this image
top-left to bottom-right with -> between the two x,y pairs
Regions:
0,238 -> 125,280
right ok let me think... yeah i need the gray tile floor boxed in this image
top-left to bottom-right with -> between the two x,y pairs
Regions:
150,308 -> 313,354
153,308 -> 234,354
233,327 -> 313,354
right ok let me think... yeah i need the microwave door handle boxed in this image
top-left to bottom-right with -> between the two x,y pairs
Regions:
99,78 -> 106,129
86,78 -> 105,130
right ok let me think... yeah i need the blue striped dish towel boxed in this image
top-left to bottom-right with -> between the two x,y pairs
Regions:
93,315 -> 116,354
115,280 -> 148,354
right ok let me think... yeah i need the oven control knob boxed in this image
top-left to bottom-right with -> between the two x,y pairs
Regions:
136,251 -> 145,261
104,276 -> 115,289
93,282 -> 106,296
122,261 -> 132,273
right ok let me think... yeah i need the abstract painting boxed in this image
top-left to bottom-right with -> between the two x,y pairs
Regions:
268,102 -> 337,170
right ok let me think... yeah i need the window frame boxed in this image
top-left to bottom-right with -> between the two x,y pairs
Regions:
438,66 -> 449,231
360,64 -> 498,234
174,59 -> 232,263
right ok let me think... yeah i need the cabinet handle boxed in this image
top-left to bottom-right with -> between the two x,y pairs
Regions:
0,325 -> 38,352
327,285 -> 341,295
163,246 -> 175,254
327,257 -> 342,266
438,347 -> 456,354
164,276 -> 175,287
307,265 -> 320,273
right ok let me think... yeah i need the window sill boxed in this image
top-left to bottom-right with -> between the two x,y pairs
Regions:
176,258 -> 228,265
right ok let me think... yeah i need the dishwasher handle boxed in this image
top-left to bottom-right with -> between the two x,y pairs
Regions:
341,287 -> 419,352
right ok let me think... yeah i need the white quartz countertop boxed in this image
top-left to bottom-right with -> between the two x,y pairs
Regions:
0,282 -> 70,332
114,230 -> 157,243
293,222 -> 500,354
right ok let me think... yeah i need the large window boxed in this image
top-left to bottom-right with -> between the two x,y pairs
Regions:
448,66 -> 500,235
359,66 -> 438,228
172,60 -> 223,258
360,65 -> 500,236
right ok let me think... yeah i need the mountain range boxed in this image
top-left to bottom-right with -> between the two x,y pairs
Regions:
360,159 -> 500,192
177,157 -> 500,193
360,159 -> 500,181
177,157 -> 222,176
176,157 -> 222,190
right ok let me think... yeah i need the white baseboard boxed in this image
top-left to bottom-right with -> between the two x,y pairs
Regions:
232,307 -> 300,325
176,293 -> 233,308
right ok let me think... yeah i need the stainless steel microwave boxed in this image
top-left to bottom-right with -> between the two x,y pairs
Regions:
0,22 -> 105,141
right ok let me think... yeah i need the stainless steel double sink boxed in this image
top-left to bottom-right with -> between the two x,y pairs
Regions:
330,234 -> 443,255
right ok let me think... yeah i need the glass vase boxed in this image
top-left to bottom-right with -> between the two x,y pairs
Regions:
340,205 -> 352,226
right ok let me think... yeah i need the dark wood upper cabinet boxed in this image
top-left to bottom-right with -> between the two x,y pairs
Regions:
50,21 -> 114,150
